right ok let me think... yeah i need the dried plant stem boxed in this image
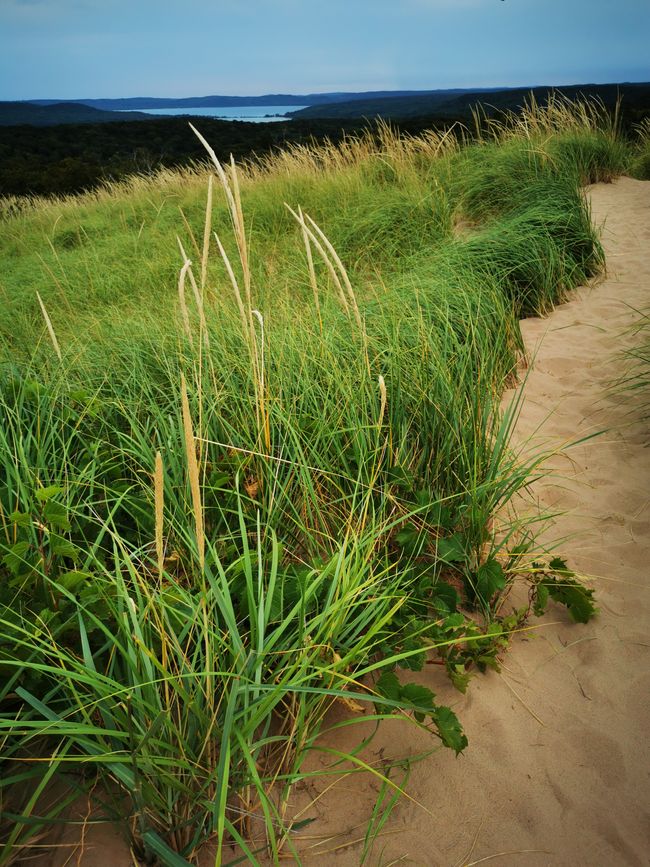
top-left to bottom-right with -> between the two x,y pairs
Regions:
201,174 -> 213,294
211,229 -> 266,448
178,206 -> 201,259
284,204 -> 350,316
180,373 -> 205,570
178,259 -> 194,347
189,124 -> 251,311
189,126 -> 269,450
154,450 -> 164,581
213,231 -> 249,335
252,309 -> 270,451
228,155 -> 253,313
378,375 -> 387,428
177,238 -> 210,351
305,213 -> 363,330
36,292 -> 62,361
298,205 -> 321,331
189,124 -> 238,226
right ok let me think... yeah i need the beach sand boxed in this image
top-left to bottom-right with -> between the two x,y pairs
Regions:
34,178 -> 650,866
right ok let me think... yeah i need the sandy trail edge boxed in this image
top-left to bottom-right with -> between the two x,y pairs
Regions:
284,177 -> 650,867
36,178 -> 650,867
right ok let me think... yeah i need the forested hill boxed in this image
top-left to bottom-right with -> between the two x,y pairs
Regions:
289,82 -> 650,121
0,114 -> 462,197
27,89 -> 492,112
0,116 -> 372,196
0,102 -> 153,126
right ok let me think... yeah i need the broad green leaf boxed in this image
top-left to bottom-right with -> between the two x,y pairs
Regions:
36,608 -> 59,625
430,581 -> 459,613
35,485 -> 64,503
563,587 -> 597,624
432,706 -> 468,754
448,664 -> 471,694
436,534 -> 466,564
49,535 -> 78,560
375,671 -> 401,703
475,558 -> 506,604
56,571 -> 90,592
400,682 -> 436,722
69,387 -> 91,402
386,465 -> 415,489
8,511 -> 32,528
415,492 -> 454,530
2,541 -> 31,576
443,612 -> 467,630
476,654 -> 501,671
428,504 -> 454,531
398,635 -> 426,672
543,577 -> 597,624
533,581 -> 549,616
42,501 -> 70,531
549,556 -> 573,575
395,524 -> 422,553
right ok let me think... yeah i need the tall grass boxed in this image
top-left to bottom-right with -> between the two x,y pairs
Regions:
0,98 -> 626,863
630,117 -> 650,179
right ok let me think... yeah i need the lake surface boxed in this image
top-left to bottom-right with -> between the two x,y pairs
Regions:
123,106 -> 307,123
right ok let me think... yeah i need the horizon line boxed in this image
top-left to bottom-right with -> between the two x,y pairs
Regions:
5,77 -> 650,103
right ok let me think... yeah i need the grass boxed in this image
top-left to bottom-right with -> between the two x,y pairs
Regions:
0,97 -> 635,864
629,117 -> 650,179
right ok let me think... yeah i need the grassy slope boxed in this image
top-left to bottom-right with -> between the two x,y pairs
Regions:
0,102 -> 635,864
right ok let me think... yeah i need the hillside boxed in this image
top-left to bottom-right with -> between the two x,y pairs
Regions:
289,82 -> 650,120
27,88 -> 497,112
0,101 -> 154,126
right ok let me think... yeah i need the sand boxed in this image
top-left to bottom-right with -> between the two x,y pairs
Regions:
30,178 -> 650,866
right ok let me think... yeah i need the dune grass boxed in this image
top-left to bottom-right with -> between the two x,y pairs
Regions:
0,98 -> 633,864
629,117 -> 650,179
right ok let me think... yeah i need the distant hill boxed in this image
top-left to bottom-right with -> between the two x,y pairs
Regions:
20,84 -> 649,127
288,83 -> 650,121
27,89 -> 509,112
0,101 -> 154,126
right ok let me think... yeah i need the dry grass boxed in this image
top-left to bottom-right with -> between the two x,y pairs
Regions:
154,450 -> 165,580
473,91 -> 622,142
36,291 -> 62,360
180,372 -> 205,570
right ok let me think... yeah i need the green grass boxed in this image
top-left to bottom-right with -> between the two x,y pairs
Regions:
0,100 -> 630,864
629,118 -> 650,179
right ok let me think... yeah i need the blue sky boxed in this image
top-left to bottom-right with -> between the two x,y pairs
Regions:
1,0 -> 649,100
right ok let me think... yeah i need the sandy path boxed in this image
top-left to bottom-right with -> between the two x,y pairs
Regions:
424,176 -> 650,866
293,177 -> 650,867
35,178 -> 650,867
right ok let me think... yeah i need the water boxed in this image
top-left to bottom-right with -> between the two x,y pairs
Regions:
122,105 -> 307,123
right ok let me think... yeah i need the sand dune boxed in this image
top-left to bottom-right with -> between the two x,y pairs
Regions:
36,178 -> 650,867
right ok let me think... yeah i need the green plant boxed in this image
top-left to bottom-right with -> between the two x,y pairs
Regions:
0,99 -> 609,862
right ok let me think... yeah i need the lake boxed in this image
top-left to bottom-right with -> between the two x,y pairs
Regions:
123,106 -> 307,123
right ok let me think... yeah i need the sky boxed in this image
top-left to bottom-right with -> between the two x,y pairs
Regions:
1,0 -> 649,100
